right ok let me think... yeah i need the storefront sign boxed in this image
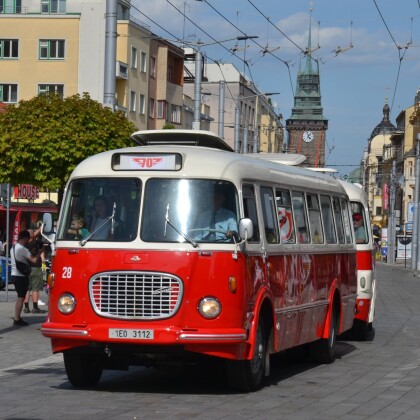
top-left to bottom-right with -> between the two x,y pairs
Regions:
14,184 -> 40,200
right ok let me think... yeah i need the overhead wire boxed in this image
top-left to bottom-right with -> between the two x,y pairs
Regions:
372,0 -> 410,112
198,0 -> 295,96
127,2 -> 277,130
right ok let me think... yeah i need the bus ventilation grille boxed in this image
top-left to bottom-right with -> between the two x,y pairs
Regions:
89,271 -> 183,320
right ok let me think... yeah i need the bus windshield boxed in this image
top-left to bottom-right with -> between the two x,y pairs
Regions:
141,179 -> 239,244
57,178 -> 141,242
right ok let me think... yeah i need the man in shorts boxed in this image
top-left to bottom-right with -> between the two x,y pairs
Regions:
23,230 -> 47,314
11,230 -> 43,327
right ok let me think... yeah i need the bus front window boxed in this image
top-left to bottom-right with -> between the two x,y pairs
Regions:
141,179 -> 239,243
57,178 -> 141,242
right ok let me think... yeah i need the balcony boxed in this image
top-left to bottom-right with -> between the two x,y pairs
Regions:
116,61 -> 128,80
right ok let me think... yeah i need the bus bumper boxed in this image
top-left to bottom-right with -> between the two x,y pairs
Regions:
41,321 -> 248,359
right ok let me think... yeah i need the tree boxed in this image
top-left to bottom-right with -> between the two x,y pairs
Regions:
0,93 -> 136,195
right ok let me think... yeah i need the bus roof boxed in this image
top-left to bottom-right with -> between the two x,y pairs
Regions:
70,131 -> 348,195
131,130 -> 234,152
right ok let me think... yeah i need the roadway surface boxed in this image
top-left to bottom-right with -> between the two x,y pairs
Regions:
1,262 -> 420,419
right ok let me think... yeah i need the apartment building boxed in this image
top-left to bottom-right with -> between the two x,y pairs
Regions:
0,0 -> 184,130
183,60 -> 283,152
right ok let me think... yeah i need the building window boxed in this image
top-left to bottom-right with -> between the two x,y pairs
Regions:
140,51 -> 147,73
38,84 -> 64,98
0,0 -> 22,13
39,40 -> 65,60
148,98 -> 155,118
171,104 -> 181,124
167,65 -> 173,83
117,2 -> 129,19
131,46 -> 137,69
41,0 -> 66,14
150,56 -> 156,78
0,39 -> 18,59
130,91 -> 136,112
157,100 -> 167,119
0,83 -> 18,103
139,94 -> 146,115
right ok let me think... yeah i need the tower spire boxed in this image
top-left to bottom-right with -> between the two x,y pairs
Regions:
305,2 -> 313,74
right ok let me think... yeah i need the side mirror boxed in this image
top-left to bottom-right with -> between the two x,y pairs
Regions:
42,213 -> 54,234
238,218 -> 253,241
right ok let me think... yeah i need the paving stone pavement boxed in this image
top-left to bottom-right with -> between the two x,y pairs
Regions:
1,262 -> 420,419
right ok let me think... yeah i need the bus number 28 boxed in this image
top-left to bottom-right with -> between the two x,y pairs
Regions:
62,267 -> 72,278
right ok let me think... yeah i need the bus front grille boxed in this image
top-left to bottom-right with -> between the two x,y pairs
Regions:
89,271 -> 183,320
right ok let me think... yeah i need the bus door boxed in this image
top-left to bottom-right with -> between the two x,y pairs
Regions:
242,184 -> 266,299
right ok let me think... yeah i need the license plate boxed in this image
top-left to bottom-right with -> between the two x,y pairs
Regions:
109,328 -> 154,340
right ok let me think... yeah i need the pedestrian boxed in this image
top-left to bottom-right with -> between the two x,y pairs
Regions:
23,229 -> 47,314
11,230 -> 43,326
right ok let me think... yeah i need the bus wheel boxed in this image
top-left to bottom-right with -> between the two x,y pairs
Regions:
63,351 -> 103,387
311,307 -> 338,364
226,320 -> 267,392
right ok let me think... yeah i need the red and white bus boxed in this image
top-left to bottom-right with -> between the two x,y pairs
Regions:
41,130 -> 357,391
339,180 -> 376,339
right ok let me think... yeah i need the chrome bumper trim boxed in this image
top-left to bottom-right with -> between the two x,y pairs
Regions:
41,328 -> 88,337
179,333 -> 247,341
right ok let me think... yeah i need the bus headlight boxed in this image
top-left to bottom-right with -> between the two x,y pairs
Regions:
360,276 -> 366,289
198,297 -> 221,319
58,293 -> 76,314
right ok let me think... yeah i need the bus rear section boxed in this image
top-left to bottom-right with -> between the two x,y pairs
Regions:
41,130 -> 357,391
339,180 -> 376,339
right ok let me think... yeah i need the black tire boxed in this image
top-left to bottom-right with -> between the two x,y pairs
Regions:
226,320 -> 267,392
63,351 -> 103,387
311,307 -> 338,364
351,319 -> 369,341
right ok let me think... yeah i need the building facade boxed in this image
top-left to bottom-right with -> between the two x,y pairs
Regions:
183,61 -> 283,153
0,0 -> 184,130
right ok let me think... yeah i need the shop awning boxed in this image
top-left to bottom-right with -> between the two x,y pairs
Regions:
0,203 -> 58,213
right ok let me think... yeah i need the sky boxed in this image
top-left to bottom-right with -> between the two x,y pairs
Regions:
131,0 -> 420,176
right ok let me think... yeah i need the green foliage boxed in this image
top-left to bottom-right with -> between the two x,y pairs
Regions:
162,123 -> 176,129
0,93 -> 136,192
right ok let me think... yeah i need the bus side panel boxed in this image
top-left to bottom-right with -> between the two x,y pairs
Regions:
266,250 -> 356,352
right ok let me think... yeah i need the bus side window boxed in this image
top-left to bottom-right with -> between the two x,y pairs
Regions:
320,195 -> 337,244
341,198 -> 353,243
333,197 -> 346,244
292,191 -> 310,244
307,193 -> 324,244
260,186 -> 279,244
242,184 -> 260,243
276,189 -> 295,244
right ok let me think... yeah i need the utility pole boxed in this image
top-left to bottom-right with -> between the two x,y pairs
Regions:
218,80 -> 225,138
253,95 -> 259,153
388,160 -> 396,264
234,106 -> 240,153
411,137 -> 420,269
103,0 -> 117,110
192,49 -> 203,130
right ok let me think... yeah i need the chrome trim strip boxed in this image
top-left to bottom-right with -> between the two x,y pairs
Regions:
179,333 -> 247,341
275,299 -> 329,315
41,328 -> 88,337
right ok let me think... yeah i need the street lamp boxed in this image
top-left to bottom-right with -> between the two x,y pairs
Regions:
191,35 -> 259,130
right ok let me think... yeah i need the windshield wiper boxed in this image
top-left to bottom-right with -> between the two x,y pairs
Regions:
164,203 -> 198,248
80,202 -> 116,246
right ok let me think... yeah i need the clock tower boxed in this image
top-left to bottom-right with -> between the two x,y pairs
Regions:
285,9 -> 328,167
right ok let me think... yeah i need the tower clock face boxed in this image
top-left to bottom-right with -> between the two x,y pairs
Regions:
303,131 -> 314,143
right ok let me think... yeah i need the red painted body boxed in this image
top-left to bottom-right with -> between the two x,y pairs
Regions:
42,247 -> 357,361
